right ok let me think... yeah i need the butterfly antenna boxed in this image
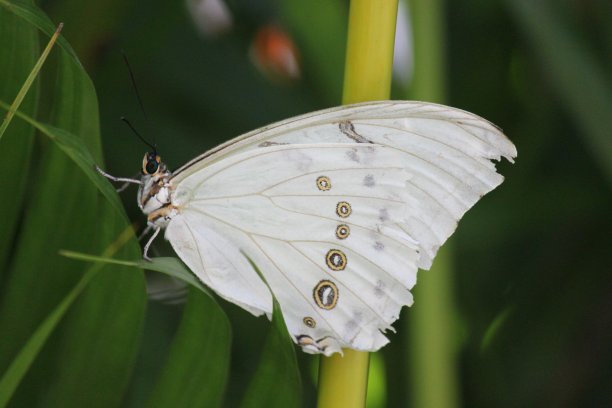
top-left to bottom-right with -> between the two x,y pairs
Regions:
121,116 -> 156,154
121,50 -> 149,122
120,50 -> 158,153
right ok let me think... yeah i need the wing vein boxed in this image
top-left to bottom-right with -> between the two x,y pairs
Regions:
246,234 -> 345,341
258,166 -> 406,195
182,206 -> 411,314
184,200 -> 419,254
182,145 -> 379,192
287,241 -> 391,325
182,221 -> 211,283
290,239 -> 406,293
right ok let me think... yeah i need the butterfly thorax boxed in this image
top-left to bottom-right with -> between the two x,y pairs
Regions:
137,154 -> 177,227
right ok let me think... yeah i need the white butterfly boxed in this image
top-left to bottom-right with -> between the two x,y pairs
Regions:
99,101 -> 516,355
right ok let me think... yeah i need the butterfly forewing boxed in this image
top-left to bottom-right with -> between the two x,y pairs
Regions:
171,101 -> 514,182
159,101 -> 516,354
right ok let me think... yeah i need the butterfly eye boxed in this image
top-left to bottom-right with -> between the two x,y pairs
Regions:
145,159 -> 159,174
143,153 -> 161,175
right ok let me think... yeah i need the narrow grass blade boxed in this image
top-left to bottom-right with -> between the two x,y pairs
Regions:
0,23 -> 61,140
59,252 -> 210,295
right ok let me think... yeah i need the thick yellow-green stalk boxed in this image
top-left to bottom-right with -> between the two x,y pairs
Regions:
341,0 -> 398,104
317,1 -> 398,407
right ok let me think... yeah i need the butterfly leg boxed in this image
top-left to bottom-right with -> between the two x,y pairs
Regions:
115,180 -> 134,193
142,225 -> 161,261
95,165 -> 142,191
138,224 -> 153,242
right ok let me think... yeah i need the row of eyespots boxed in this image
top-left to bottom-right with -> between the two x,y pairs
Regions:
304,175 -> 349,327
330,176 -> 350,274
326,177 -> 350,274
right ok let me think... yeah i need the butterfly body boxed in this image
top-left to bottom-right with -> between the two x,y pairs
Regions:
107,101 -> 516,355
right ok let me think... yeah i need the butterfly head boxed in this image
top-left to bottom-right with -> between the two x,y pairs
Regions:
142,151 -> 163,176
138,151 -> 173,218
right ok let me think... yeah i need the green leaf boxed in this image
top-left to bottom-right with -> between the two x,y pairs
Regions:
0,3 -> 146,407
0,6 -> 38,282
241,297 -> 302,408
146,287 -> 231,408
60,252 -> 303,407
57,252 -> 232,407
0,105 -> 127,217
0,0 -> 80,61
240,261 -> 301,408
59,252 -> 210,295
0,268 -> 97,407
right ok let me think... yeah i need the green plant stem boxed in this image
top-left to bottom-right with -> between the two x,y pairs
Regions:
406,1 -> 459,407
341,0 -> 398,104
317,1 -> 398,407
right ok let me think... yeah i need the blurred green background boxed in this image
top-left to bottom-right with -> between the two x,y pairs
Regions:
1,0 -> 611,407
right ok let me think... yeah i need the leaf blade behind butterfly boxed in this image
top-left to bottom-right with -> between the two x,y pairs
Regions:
59,252 -> 210,295
240,297 -> 302,408
146,287 -> 231,408
59,251 -> 233,407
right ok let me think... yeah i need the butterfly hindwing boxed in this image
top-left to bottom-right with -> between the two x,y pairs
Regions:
168,144 -> 421,354
165,215 -> 272,317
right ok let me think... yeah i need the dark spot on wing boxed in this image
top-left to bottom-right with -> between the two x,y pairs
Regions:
258,141 -> 289,147
378,208 -> 389,222
346,148 -> 360,162
363,174 -> 375,187
374,280 -> 385,297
